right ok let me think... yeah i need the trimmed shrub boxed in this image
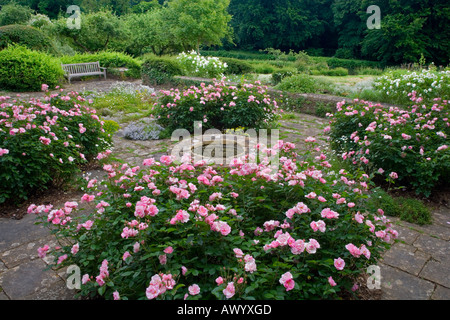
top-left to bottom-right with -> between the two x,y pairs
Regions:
354,67 -> 384,76
275,74 -> 336,95
0,3 -> 33,26
220,57 -> 254,75
311,68 -> 349,77
0,45 -> 63,91
0,89 -> 112,204
59,51 -> 142,79
141,55 -> 182,85
253,63 -> 275,74
271,68 -> 297,85
312,57 -> 383,73
200,49 -> 277,61
0,25 -> 56,53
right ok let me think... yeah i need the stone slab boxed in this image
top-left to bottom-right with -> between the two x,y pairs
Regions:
431,209 -> 450,228
0,260 -> 6,273
413,234 -> 449,261
23,278 -> 78,300
1,236 -> 59,269
381,243 -> 430,276
431,285 -> 450,300
379,263 -> 435,300
0,214 -> 49,253
0,259 -> 61,300
393,225 -> 421,245
419,256 -> 450,289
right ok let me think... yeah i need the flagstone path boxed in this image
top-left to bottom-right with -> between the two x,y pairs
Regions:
0,79 -> 449,300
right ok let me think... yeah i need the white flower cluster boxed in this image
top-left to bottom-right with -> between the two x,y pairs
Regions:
373,68 -> 450,99
27,14 -> 52,28
177,50 -> 227,78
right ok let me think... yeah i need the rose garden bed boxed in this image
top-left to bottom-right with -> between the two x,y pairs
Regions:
2,77 -> 447,300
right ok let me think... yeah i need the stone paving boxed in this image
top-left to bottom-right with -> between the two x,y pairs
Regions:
378,206 -> 450,300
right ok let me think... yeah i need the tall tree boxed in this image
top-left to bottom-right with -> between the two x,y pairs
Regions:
119,8 -> 179,56
360,0 -> 450,65
331,0 -> 366,59
55,9 -> 126,52
0,2 -> 33,26
163,0 -> 232,53
228,0 -> 336,53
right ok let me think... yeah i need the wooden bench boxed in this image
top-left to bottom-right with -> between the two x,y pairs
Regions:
61,61 -> 107,84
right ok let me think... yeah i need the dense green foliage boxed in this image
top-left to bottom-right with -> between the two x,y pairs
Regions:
275,74 -> 337,95
0,45 -> 63,91
0,24 -> 55,53
0,0 -> 447,67
141,55 -> 182,85
227,0 -> 449,66
0,2 -> 33,26
220,57 -> 254,75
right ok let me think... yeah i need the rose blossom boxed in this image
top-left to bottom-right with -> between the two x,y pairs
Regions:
334,257 -> 345,270
188,284 -> 200,296
223,282 -> 235,299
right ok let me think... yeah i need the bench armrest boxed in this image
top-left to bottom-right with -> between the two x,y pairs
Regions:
100,67 -> 107,70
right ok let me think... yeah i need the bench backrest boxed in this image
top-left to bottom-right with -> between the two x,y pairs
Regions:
61,62 -> 101,75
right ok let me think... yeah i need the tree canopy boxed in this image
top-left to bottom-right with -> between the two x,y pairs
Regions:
0,0 -> 448,65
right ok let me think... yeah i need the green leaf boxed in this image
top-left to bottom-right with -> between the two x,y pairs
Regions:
98,285 -> 106,296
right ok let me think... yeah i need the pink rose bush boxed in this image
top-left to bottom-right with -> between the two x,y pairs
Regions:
328,93 -> 450,197
31,139 -> 396,300
154,79 -> 281,134
0,88 -> 112,204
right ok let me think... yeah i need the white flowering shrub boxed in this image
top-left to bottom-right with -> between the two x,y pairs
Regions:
373,68 -> 450,105
176,51 -> 227,79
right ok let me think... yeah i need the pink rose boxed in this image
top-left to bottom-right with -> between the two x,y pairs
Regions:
181,266 -> 188,276
188,284 -> 200,296
334,257 -> 345,270
164,246 -> 173,254
71,243 -> 79,255
328,276 -> 337,287
216,276 -> 224,285
223,282 -> 235,299
279,272 -> 295,291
